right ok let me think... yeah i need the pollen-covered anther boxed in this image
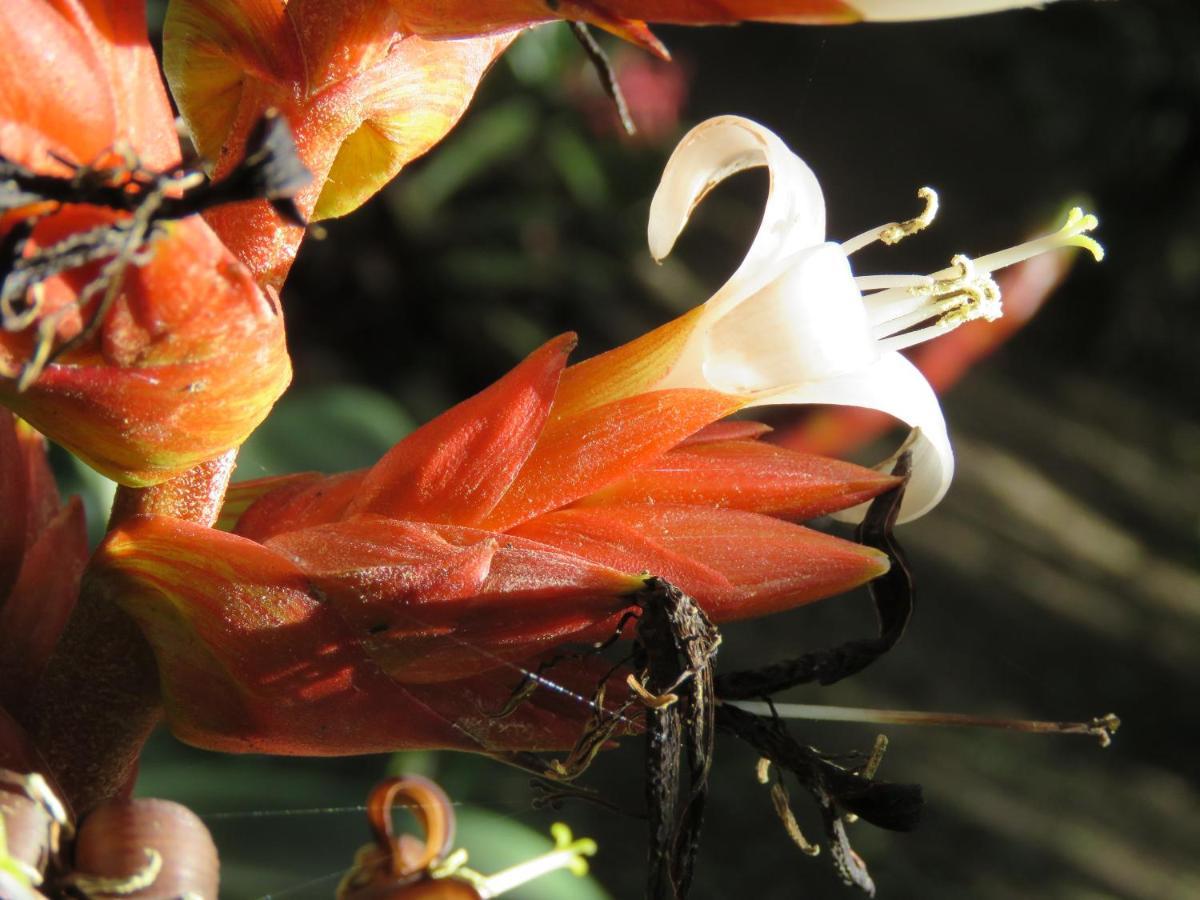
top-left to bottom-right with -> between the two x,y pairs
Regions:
877,275 -> 1003,353
939,277 -> 1004,329
844,186 -> 940,254
626,674 -> 679,709
870,253 -> 1003,350
929,253 -> 977,295
879,186 -> 939,245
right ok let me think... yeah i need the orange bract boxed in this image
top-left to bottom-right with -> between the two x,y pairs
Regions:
165,0 -> 515,286
0,0 -> 292,485
387,1 -> 858,58
0,411 -> 87,719
95,335 -> 892,756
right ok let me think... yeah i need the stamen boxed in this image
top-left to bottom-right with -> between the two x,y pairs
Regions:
854,274 -> 934,292
869,253 -> 1001,345
879,187 -> 939,245
931,206 -> 1104,281
726,701 -> 1121,748
844,734 -> 890,824
862,255 -> 974,327
626,673 -> 679,709
769,781 -> 821,856
841,186 -> 939,255
876,277 -> 1001,352
471,823 -> 597,898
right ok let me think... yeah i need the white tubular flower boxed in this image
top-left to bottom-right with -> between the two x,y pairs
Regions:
846,0 -> 1060,21
647,115 -> 1102,523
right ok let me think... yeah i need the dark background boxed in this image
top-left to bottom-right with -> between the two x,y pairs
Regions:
112,2 -> 1200,897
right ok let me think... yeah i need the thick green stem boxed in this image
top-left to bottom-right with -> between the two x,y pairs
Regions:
24,451 -> 237,815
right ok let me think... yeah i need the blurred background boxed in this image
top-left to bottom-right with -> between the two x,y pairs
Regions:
61,1 -> 1200,896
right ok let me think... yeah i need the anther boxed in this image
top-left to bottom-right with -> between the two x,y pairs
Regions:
939,277 -> 1003,329
755,757 -> 772,784
626,674 -> 679,709
933,254 -> 976,291
769,782 -> 820,856
841,186 -> 940,255
879,186 -> 939,245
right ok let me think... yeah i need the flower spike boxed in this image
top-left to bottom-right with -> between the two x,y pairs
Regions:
101,328 -> 894,755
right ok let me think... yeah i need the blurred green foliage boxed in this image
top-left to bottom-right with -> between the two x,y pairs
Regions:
236,384 -> 415,480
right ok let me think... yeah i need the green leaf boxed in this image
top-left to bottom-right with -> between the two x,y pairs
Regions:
236,384 -> 414,479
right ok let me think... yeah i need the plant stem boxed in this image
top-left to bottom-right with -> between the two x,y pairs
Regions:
725,701 -> 1120,747
24,451 -> 237,815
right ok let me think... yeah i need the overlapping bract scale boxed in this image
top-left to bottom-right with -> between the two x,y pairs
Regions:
0,413 -> 87,717
101,335 -> 893,754
164,0 -> 515,285
0,0 -> 291,486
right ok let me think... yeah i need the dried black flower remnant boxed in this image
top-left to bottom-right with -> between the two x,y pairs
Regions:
630,577 -> 720,900
717,449 -> 914,699
0,110 -> 311,388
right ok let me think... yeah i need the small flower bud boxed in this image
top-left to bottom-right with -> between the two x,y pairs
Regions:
71,798 -> 219,900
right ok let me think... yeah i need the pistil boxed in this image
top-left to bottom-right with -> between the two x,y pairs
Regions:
850,202 -> 1102,354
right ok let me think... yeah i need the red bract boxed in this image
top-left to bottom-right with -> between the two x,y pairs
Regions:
164,0 -> 515,287
90,334 -> 893,756
0,0 -> 291,486
0,411 -> 86,720
388,1 -> 1060,59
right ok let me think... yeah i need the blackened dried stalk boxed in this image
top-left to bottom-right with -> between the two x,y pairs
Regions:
630,578 -> 720,900
717,449 -> 914,699
709,451 -> 920,895
716,704 -> 922,896
0,110 -> 310,389
569,22 -> 637,136
0,110 -> 309,225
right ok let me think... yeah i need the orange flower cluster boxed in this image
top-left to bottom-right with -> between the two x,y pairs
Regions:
0,0 -> 290,486
93,334 -> 893,754
0,0 -> 1062,809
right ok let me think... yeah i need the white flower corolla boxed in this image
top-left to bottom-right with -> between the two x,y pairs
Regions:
648,115 -> 1102,523
847,0 -> 1060,21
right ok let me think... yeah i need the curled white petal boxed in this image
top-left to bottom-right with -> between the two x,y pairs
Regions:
745,352 -> 953,524
648,115 -> 826,321
676,243 -> 878,394
850,0 -> 1053,20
